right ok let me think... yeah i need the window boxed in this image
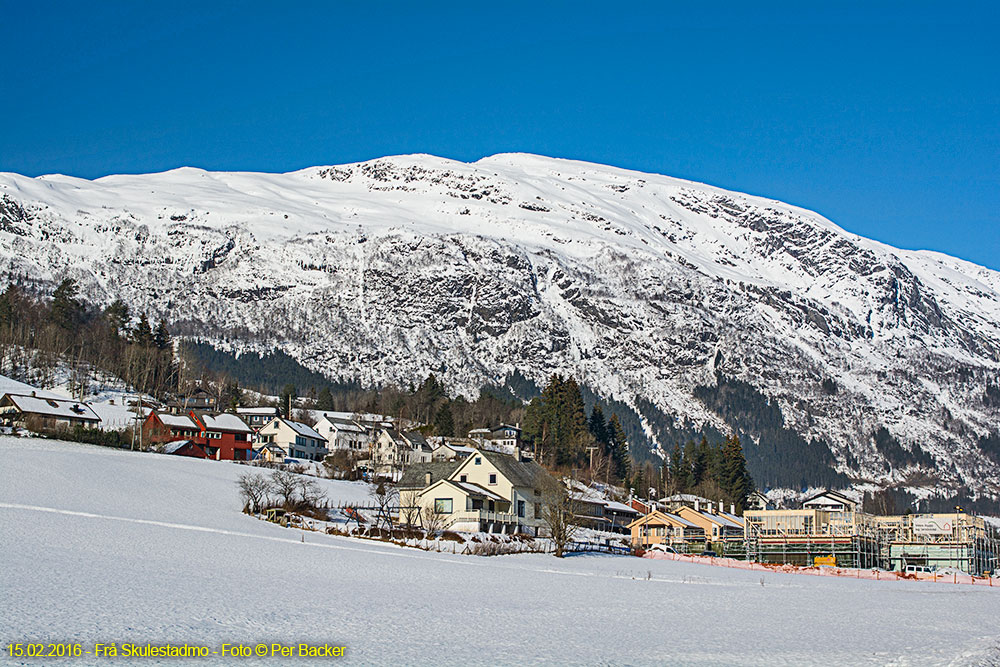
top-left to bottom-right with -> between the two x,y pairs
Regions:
517,500 -> 525,518
534,503 -> 541,518
459,474 -> 467,483
488,473 -> 497,485
434,498 -> 453,514
474,457 -> 481,465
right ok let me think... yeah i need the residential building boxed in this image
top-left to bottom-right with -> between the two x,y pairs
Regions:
162,440 -> 208,459
314,414 -> 370,454
431,438 -> 479,461
628,511 -> 705,550
0,393 -> 101,430
675,505 -> 745,547
237,406 -> 280,432
373,428 -> 433,473
144,412 -> 200,444
397,449 -> 560,535
256,417 -> 328,461
164,387 -> 216,414
190,412 -> 253,461
468,424 -> 523,456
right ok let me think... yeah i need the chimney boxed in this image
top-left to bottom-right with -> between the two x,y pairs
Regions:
730,503 -> 736,515
694,499 -> 700,512
424,472 -> 432,487
719,499 -> 725,514
31,390 -> 36,397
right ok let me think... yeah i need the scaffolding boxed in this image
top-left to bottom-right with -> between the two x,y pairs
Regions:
744,510 -> 1000,575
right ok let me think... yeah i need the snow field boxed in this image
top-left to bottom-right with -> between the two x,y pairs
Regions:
2,437 -> 999,666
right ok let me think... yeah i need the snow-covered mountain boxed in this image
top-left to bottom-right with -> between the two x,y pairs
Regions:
1,153 -> 998,500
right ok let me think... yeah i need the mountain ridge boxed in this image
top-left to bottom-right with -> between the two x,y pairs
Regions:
1,152 -> 998,502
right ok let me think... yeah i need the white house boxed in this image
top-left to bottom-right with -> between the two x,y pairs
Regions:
373,428 -> 433,473
398,449 -> 560,535
0,392 -> 101,430
256,417 -> 328,461
431,439 -> 479,461
313,414 -> 371,454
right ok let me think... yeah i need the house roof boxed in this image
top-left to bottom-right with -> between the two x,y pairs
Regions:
316,416 -> 366,433
196,412 -> 252,433
603,500 -> 640,515
282,418 -> 326,441
398,461 -> 463,489
155,413 -> 197,429
477,449 -> 559,493
627,510 -> 698,530
163,440 -> 205,455
802,489 -> 857,507
236,406 -> 280,416
2,393 -> 101,422
453,481 -> 506,502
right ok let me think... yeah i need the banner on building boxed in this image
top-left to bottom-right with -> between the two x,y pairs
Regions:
913,517 -> 954,535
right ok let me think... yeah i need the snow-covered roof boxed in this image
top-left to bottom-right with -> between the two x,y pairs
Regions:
156,413 -> 197,429
663,511 -> 698,528
2,393 -> 100,422
719,510 -> 745,525
163,440 -> 201,454
453,481 -> 506,502
283,419 -> 326,441
199,413 -> 252,433
603,500 -> 639,515
236,406 -> 280,416
316,415 -> 366,433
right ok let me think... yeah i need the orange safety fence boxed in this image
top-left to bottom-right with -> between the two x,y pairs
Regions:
642,551 -> 998,587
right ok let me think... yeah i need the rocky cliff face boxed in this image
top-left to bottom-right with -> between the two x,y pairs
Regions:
1,154 -> 998,500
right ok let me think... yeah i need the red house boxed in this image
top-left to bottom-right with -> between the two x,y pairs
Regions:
144,412 -> 200,444
189,411 -> 253,461
162,440 -> 208,459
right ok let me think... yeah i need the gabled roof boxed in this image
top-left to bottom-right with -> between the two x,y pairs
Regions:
2,393 -> 101,422
195,412 -> 252,433
476,449 -> 559,493
398,461 -> 463,489
283,418 -> 326,441
163,440 -> 206,456
237,406 -> 280,416
453,481 -> 506,502
155,412 -> 197,429
627,510 -> 697,530
801,489 -> 857,508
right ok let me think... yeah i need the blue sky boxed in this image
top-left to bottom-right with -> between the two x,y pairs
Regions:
2,1 -> 998,269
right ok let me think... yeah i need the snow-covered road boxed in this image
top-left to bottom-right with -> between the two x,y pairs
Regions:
2,437 -> 998,666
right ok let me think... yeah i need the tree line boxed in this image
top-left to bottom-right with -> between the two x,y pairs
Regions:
0,278 -> 177,399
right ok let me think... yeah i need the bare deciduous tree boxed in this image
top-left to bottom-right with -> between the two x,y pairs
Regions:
237,472 -> 270,514
369,480 -> 398,537
421,504 -> 447,537
270,469 -> 301,508
541,486 -> 583,558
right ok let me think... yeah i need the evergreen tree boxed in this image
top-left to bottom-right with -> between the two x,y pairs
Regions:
104,299 -> 130,337
50,278 -> 83,331
434,402 -> 455,437
132,313 -> 154,347
588,404 -> 609,449
608,413 -> 630,481
279,384 -> 297,418
720,434 -> 755,512
153,319 -> 171,350
316,387 -> 335,411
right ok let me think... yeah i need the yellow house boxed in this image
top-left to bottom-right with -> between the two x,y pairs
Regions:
675,506 -> 744,545
627,511 -> 705,549
398,449 -> 559,535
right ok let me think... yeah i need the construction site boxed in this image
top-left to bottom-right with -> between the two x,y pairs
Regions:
744,509 -> 1000,576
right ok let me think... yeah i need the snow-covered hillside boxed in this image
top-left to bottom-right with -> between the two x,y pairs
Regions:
2,437 -> 998,666
1,154 -> 998,499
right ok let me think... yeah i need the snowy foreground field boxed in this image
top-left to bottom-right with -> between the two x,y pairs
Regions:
2,438 -> 998,666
